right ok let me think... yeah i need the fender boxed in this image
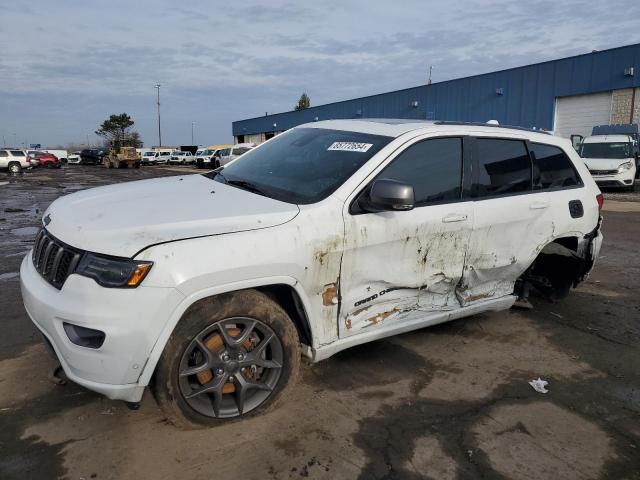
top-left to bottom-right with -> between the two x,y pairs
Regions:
136,275 -> 315,386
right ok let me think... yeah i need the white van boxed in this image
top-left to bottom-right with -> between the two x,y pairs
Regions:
218,143 -> 255,166
580,134 -> 637,190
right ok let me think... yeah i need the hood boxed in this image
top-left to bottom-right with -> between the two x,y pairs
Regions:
44,174 -> 299,257
582,157 -> 631,171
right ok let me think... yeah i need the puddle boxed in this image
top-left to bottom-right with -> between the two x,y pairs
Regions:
11,226 -> 40,236
0,272 -> 19,281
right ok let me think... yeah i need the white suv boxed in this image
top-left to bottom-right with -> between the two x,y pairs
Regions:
20,120 -> 603,427
1,149 -> 30,173
169,151 -> 194,165
218,143 -> 254,166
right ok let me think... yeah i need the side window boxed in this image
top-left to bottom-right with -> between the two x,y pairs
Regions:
531,143 -> 582,190
376,137 -> 463,206
0,151 -> 8,157
474,139 -> 531,197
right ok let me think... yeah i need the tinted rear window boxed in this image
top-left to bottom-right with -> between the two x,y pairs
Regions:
474,139 -> 531,197
532,143 -> 582,190
10,150 -> 25,156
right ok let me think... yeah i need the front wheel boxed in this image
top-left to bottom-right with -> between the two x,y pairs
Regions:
152,289 -> 300,429
8,162 -> 22,174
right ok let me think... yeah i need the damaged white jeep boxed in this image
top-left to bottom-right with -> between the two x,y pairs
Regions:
21,119 -> 603,427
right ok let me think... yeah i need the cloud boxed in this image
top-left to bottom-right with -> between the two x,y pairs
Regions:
0,0 -> 639,146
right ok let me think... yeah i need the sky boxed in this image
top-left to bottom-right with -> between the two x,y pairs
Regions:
1,0 -> 639,148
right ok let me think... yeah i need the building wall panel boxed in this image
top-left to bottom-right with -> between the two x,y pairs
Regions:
233,43 -> 640,138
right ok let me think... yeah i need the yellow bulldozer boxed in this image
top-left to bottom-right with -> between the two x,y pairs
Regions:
103,145 -> 141,169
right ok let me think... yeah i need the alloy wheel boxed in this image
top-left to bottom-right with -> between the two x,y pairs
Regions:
178,317 -> 283,418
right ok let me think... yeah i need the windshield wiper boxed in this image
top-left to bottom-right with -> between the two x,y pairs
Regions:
225,179 -> 269,196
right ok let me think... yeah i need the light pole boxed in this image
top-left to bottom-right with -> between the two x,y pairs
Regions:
191,122 -> 195,145
154,84 -> 162,147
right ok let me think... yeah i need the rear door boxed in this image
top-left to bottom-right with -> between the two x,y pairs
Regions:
460,136 -> 552,304
339,136 -> 473,336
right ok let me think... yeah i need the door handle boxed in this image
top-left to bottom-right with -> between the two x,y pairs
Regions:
529,201 -> 550,210
442,213 -> 468,223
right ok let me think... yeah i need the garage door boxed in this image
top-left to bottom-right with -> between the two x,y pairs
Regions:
554,92 -> 612,139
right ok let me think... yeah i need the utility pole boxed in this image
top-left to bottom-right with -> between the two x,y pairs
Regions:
191,121 -> 195,145
427,65 -> 433,85
155,84 -> 162,147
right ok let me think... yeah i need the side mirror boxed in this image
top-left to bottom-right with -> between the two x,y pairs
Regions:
363,179 -> 415,212
570,134 -> 584,152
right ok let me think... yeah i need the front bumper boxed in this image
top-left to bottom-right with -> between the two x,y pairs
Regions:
591,167 -> 635,188
20,254 -> 184,402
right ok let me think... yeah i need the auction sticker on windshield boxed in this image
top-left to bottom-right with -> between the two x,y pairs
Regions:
328,142 -> 373,153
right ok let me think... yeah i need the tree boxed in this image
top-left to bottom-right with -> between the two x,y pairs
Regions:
294,93 -> 311,111
128,131 -> 144,148
95,113 -> 137,149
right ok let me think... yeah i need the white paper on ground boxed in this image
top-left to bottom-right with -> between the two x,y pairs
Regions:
528,377 -> 549,394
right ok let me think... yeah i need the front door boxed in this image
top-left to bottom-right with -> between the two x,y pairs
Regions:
339,136 -> 473,336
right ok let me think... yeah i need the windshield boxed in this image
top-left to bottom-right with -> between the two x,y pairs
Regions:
143,152 -> 154,157
207,127 -> 393,204
580,142 -> 632,159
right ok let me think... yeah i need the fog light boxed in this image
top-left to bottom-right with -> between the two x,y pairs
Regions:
63,322 -> 105,349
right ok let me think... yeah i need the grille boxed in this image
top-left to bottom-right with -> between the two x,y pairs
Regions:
32,229 -> 82,289
589,169 -> 617,176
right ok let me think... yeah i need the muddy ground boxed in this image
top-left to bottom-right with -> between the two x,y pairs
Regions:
0,165 -> 639,480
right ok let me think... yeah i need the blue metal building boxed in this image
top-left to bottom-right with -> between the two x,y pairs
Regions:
232,43 -> 640,142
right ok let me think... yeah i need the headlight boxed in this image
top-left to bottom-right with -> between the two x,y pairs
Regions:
618,161 -> 633,173
76,253 -> 153,288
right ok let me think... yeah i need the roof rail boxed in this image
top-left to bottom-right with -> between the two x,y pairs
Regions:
434,121 -> 551,134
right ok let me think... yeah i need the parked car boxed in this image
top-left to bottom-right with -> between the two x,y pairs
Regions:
21,119 -> 603,428
141,151 -> 158,165
195,145 -> 230,169
80,148 -> 108,165
29,151 -> 61,168
156,151 -> 172,165
218,143 -> 255,166
67,152 -> 82,165
169,151 -> 194,165
43,149 -> 68,163
26,150 -> 41,167
579,134 -> 638,190
1,149 -> 30,173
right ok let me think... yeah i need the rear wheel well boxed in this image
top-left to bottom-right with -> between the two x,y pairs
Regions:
517,237 -> 585,300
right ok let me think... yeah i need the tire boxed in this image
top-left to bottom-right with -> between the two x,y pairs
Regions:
8,162 -> 22,174
152,289 -> 300,429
